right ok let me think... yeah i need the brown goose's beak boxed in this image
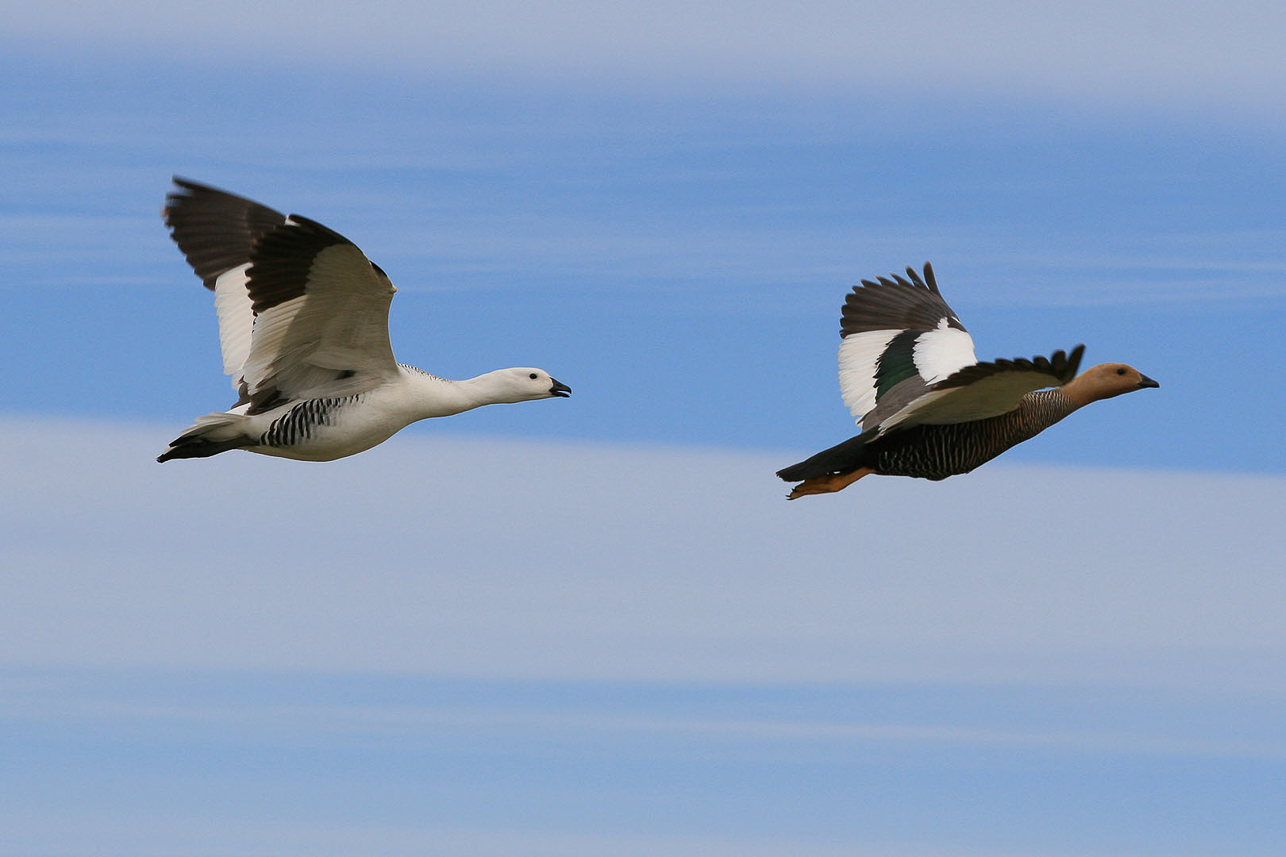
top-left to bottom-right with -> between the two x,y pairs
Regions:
1138,374 -> 1160,389
549,379 -> 572,398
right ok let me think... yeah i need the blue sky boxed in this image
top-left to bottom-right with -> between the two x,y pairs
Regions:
3,2 -> 1286,855
5,3 -> 1285,469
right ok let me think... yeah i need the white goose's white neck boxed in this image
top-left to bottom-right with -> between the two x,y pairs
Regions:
396,364 -> 518,421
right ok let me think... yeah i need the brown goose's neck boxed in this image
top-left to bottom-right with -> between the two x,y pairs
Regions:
1021,388 -> 1081,421
1058,373 -> 1104,408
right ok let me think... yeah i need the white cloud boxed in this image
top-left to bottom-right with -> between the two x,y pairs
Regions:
7,1 -> 1286,111
3,417 -> 1283,696
0,812 -> 1045,857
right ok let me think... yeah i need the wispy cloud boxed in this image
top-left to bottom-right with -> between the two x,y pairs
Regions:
7,1 -> 1286,113
0,811 -> 1054,857
4,418 -> 1284,857
9,678 -> 1282,762
3,418 -> 1283,694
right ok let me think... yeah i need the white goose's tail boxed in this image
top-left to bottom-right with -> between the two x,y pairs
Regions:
157,412 -> 256,462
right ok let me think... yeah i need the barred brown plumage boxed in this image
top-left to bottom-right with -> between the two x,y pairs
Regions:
778,264 -> 1158,498
865,390 -> 1080,480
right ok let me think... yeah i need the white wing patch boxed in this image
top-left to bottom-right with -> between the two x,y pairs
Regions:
912,320 -> 976,384
211,263 -> 254,386
837,319 -> 977,426
838,329 -> 900,423
239,241 -> 398,403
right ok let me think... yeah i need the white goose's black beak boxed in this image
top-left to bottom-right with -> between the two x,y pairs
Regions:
549,379 -> 572,398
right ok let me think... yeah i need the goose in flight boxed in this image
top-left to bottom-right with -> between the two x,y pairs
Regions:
157,178 -> 569,463
777,263 -> 1157,498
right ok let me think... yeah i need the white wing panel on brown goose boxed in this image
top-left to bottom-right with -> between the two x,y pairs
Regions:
836,264 -> 977,427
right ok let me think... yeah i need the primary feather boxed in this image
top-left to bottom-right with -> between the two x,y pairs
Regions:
837,264 -> 977,426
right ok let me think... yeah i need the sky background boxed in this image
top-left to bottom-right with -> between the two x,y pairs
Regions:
3,2 -> 1285,855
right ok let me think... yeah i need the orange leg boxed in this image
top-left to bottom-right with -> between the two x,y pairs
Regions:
786,467 -> 874,500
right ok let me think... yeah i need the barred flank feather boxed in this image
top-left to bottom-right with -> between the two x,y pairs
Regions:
777,390 -> 1079,482
260,395 -> 362,449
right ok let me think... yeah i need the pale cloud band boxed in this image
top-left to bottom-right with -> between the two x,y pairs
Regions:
4,417 -> 1283,856
7,1 -> 1286,111
3,418 -> 1282,695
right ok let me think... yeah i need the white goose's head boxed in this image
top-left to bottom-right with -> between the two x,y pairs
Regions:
488,367 -> 572,403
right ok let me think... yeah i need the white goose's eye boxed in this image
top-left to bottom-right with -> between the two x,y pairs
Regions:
529,373 -> 538,380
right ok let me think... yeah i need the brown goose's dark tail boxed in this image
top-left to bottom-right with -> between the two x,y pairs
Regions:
776,429 -> 876,482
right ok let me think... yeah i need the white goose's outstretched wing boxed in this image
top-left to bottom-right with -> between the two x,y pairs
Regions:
164,179 -> 399,413
163,178 -> 279,384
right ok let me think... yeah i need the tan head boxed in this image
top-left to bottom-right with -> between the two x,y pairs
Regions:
1061,363 -> 1159,406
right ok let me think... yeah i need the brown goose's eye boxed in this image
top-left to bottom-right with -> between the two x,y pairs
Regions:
1116,367 -> 1126,375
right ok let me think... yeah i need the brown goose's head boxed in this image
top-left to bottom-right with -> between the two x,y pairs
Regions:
1062,363 -> 1159,406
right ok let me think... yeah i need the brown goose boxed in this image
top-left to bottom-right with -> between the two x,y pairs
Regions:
777,263 -> 1158,499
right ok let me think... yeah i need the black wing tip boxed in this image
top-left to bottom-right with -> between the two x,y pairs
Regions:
840,260 -> 960,338
930,343 -> 1087,391
165,176 -> 261,206
1044,344 -> 1086,383
162,177 -> 290,290
169,176 -> 248,195
164,176 -> 282,211
1066,343 -> 1086,375
164,179 -> 346,247
903,262 -> 937,293
856,261 -> 937,294
281,212 -> 353,245
164,176 -> 219,207
162,177 -> 250,226
162,177 -> 198,226
921,262 -> 937,293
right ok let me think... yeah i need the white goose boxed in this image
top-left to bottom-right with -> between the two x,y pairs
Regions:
158,178 -> 570,463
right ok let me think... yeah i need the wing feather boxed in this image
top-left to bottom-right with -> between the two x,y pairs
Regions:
877,346 -> 1085,432
838,329 -> 900,420
239,217 -> 398,411
211,264 -> 255,384
164,179 -> 284,389
163,179 -> 401,412
836,263 -> 976,427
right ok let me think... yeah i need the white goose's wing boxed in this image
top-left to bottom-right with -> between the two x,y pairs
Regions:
164,179 -> 399,412
164,178 -> 279,386
836,263 -> 978,429
877,345 -> 1085,433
